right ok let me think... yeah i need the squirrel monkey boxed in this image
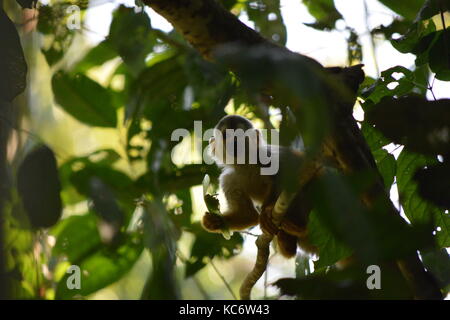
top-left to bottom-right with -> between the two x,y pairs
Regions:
202,114 -> 317,257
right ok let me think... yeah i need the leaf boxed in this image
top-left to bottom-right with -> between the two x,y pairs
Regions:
52,72 -> 118,127
414,164 -> 450,209
108,5 -> 156,74
0,9 -> 27,101
185,224 -> 243,277
141,246 -> 180,299
70,165 -> 138,203
366,96 -> 450,155
52,213 -> 102,263
55,235 -> 143,299
126,53 -> 186,121
361,122 -> 391,152
372,149 -> 396,191
421,248 -> 450,291
216,44 -> 329,150
72,40 -> 118,73
37,4 -> 78,66
378,0 -> 426,21
16,0 -> 37,9
416,0 -> 450,21
307,210 -> 352,269
140,201 -> 180,299
309,170 -> 432,263
361,66 -> 415,103
396,149 -> 450,247
203,174 -> 220,214
303,0 -> 343,31
59,149 -> 122,205
275,262 -> 411,299
246,0 -> 287,45
391,19 -> 436,55
169,189 -> 194,228
89,178 -> 125,244
17,145 -> 62,229
429,29 -> 450,80
371,20 -> 411,40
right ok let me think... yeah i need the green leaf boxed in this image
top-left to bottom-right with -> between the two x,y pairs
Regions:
309,170 -> 432,263
185,223 -> 243,277
55,235 -> 143,299
372,148 -> 396,192
108,5 -> 156,74
414,163 -> 450,209
307,210 -> 352,269
216,44 -> 329,150
16,0 -> 37,9
0,9 -> 27,101
89,178 -> 125,243
59,149 -> 122,205
392,19 -> 436,55
303,0 -> 343,30
141,246 -> 180,299
429,29 -> 450,80
371,19 -> 411,40
246,0 -> 287,45
70,165 -> 138,203
361,66 -> 415,103
416,0 -> 450,21
421,248 -> 450,291
126,53 -> 186,121
275,262 -> 411,299
37,4 -> 78,66
361,122 -> 391,152
52,213 -> 102,263
17,145 -> 62,229
140,201 -> 180,299
396,149 -> 450,247
73,40 -> 118,73
367,96 -> 450,155
52,72 -> 118,127
378,0 -> 426,20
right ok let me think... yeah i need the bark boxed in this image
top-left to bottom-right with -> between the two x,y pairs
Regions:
143,0 -> 442,300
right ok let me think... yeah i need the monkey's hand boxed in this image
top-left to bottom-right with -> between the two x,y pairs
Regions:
259,205 -> 279,235
202,212 -> 226,232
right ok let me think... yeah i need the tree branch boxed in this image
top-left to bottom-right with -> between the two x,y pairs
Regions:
239,191 -> 294,300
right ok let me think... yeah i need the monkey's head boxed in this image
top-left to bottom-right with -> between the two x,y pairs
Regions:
209,115 -> 262,166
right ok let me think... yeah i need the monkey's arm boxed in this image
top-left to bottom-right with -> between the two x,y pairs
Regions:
202,173 -> 259,232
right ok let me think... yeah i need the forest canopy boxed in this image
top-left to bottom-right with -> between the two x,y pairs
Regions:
0,0 -> 449,300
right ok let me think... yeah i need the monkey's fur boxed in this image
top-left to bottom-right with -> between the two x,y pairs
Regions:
202,114 -> 316,257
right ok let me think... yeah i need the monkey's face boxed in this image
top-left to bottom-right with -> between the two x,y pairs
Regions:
209,115 -> 261,166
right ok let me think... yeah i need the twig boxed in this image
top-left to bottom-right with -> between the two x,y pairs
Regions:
238,230 -> 259,237
176,250 -> 211,299
209,258 -> 238,300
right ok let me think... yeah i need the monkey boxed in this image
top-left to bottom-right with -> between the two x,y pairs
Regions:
201,115 -> 444,300
201,114 -> 318,258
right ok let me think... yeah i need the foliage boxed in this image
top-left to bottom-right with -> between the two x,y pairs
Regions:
2,0 -> 449,300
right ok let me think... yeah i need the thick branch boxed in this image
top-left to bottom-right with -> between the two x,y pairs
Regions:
143,0 -> 274,59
